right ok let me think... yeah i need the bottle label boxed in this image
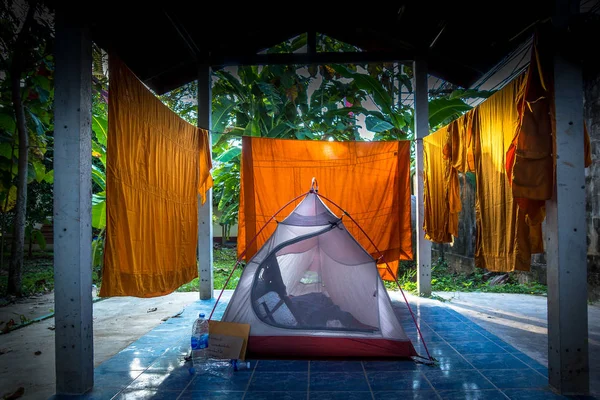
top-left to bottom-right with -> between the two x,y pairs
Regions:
198,333 -> 209,349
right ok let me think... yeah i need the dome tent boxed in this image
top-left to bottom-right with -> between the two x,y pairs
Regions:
218,183 -> 424,359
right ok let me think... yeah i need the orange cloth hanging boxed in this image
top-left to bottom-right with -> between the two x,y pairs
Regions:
423,28 -> 592,271
505,29 -> 591,258
100,55 -> 213,298
198,132 -> 214,204
423,110 -> 477,243
238,137 -> 412,281
449,112 -> 477,174
507,29 -> 593,213
473,73 -> 542,272
423,127 -> 454,243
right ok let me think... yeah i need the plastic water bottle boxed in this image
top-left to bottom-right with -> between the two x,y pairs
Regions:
195,358 -> 251,378
190,313 -> 209,373
231,359 -> 251,372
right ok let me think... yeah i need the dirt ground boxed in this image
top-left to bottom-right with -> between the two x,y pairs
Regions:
0,290 -> 201,400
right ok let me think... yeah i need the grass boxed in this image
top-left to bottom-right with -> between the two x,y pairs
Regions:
0,248 -> 548,299
0,252 -> 54,298
177,247 -> 243,292
0,247 -> 245,298
384,257 -> 548,297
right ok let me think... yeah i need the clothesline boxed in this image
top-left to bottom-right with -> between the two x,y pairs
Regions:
198,126 -> 419,142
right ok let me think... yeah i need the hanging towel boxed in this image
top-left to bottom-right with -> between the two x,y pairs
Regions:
238,137 -> 412,281
100,55 -> 213,298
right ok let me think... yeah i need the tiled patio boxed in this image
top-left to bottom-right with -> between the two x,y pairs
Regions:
50,291 -> 597,400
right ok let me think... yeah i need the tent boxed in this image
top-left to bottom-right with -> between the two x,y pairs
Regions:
220,186 -> 420,359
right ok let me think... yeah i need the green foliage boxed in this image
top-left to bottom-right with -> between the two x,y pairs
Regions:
212,159 -> 240,229
177,247 -> 243,291
428,98 -> 473,130
91,232 -> 104,284
0,2 -> 55,190
18,267 -> 54,295
91,66 -> 108,230
385,257 -> 547,297
383,260 -> 417,292
89,45 -> 109,281
0,253 -> 54,296
23,179 -> 52,252
158,81 -> 198,125
0,3 -> 55,285
317,34 -> 361,53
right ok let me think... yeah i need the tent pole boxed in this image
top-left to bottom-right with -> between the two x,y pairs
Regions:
413,58 -> 432,297
207,191 -> 310,320
317,193 -> 435,362
197,64 -> 214,300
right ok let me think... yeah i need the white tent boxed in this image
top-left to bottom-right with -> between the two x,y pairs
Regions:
221,190 -> 417,358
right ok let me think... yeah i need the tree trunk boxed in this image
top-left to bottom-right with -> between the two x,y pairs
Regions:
7,1 -> 37,297
8,70 -> 29,296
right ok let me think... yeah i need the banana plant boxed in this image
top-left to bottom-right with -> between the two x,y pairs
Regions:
90,88 -> 108,278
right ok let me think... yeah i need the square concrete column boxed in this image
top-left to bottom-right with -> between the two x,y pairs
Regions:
53,5 -> 94,395
413,59 -> 432,297
197,64 -> 214,299
546,2 -> 589,394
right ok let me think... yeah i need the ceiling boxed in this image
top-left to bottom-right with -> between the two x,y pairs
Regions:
89,1 -> 587,95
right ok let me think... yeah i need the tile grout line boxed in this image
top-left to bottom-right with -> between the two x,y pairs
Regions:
104,336 -> 170,399
360,361 -> 375,400
529,364 -> 550,380
400,302 -> 447,399
107,369 -> 145,400
418,369 -> 443,400
307,360 -> 311,400
175,374 -> 195,400
242,358 -> 259,400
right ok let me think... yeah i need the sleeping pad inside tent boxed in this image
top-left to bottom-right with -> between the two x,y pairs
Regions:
220,190 -> 418,359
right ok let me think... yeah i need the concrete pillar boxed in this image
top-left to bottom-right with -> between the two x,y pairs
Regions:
197,64 -> 214,299
546,2 -> 589,394
413,59 -> 432,297
53,5 -> 94,395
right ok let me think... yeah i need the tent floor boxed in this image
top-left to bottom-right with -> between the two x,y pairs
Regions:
49,291 -> 598,400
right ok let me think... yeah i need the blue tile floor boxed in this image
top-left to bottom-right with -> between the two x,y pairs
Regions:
50,291 -> 598,399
